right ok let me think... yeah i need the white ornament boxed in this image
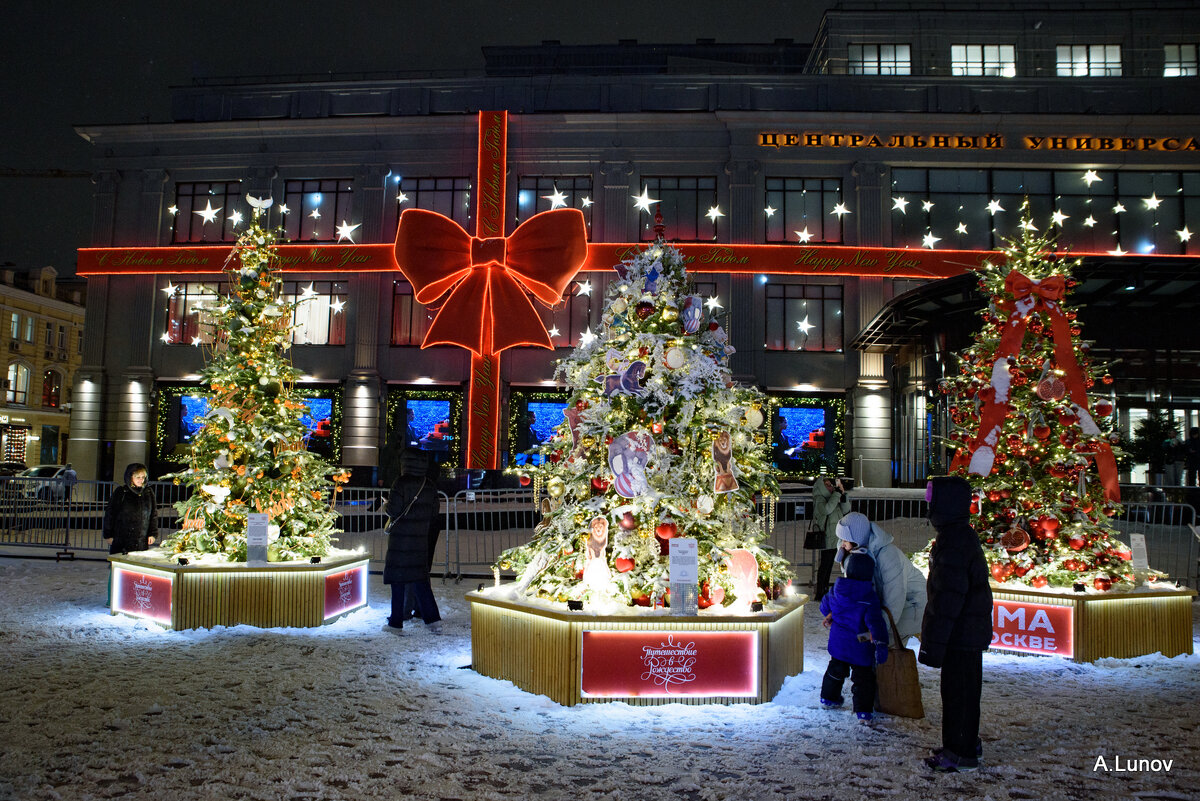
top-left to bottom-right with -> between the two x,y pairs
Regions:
697,495 -> 715,514
745,407 -> 764,428
664,347 -> 686,369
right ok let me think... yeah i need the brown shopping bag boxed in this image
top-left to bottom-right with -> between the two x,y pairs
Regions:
876,607 -> 925,719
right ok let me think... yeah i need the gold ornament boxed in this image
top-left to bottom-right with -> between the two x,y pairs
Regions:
662,307 -> 678,322
547,479 -> 565,498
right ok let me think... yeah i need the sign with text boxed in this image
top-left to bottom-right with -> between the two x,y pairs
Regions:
991,599 -> 1074,658
323,565 -> 368,619
112,568 -> 173,625
668,538 -> 698,583
246,513 -> 269,562
581,630 -> 759,698
1129,533 -> 1150,573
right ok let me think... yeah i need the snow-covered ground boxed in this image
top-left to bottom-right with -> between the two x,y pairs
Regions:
1,554 -> 1197,801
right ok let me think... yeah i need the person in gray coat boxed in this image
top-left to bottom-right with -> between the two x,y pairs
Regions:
811,476 -> 850,600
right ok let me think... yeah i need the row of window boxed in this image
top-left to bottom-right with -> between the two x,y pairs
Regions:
169,169 -> 1200,253
5,364 -> 64,408
165,279 -> 844,353
7,313 -> 82,354
848,42 -> 1198,77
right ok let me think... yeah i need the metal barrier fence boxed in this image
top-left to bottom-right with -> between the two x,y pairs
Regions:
1,481 -> 1195,588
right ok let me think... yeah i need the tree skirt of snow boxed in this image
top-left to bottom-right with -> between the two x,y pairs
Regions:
1,554 -> 1197,801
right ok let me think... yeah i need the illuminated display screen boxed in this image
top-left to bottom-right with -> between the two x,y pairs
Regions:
406,398 -> 453,452
513,400 -> 569,466
181,394 -> 332,444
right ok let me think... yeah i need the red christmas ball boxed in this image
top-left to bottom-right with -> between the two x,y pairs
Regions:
1014,565 -> 1031,577
614,557 -> 635,573
1058,411 -> 1077,426
548,452 -> 561,463
631,592 -> 651,607
1001,527 -> 1030,553
990,562 -> 1009,581
1068,535 -> 1086,551
986,490 -> 1003,502
519,475 -> 531,487
1032,424 -> 1051,440
1031,575 -> 1049,588
591,476 -> 610,492
618,511 -> 637,530
1092,399 -> 1114,417
655,520 -> 678,539
1093,576 -> 1113,591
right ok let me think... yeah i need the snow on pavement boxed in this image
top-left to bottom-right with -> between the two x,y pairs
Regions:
0,555 -> 1196,801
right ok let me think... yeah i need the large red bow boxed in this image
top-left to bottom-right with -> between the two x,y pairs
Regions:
394,208 -> 587,355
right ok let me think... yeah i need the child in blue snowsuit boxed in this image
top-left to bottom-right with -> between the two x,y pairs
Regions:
819,552 -> 889,720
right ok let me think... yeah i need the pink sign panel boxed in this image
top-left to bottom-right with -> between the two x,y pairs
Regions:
112,568 -> 173,624
323,566 -> 367,619
581,630 -> 759,698
991,599 -> 1074,658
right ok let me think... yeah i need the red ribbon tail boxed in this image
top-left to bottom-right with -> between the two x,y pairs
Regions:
488,272 -> 554,352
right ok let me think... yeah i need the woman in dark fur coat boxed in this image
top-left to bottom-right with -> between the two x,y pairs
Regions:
919,475 -> 993,773
103,463 -> 158,554
382,448 -> 443,634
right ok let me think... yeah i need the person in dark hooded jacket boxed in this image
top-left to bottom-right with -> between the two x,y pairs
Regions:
919,475 -> 993,773
103,463 -> 158,554
819,552 -> 889,720
382,448 -> 443,634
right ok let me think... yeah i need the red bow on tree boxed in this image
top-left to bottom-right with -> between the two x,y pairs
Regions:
394,208 -> 588,355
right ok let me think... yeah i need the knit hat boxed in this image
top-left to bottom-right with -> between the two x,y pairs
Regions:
834,511 -> 871,563
843,551 -> 875,582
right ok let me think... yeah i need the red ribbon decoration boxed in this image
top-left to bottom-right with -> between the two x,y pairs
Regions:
394,207 -> 588,356
952,269 -> 1120,502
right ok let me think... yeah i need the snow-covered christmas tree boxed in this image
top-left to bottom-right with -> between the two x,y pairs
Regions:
496,233 -> 793,608
941,200 -> 1149,590
162,199 -> 349,562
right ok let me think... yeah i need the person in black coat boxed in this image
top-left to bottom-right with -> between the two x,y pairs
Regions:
919,475 -> 993,773
103,463 -> 158,554
382,448 -> 443,634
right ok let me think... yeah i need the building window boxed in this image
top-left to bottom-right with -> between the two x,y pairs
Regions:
9,313 -> 18,340
396,177 -> 473,230
43,323 -> 52,347
172,181 -> 243,243
7,363 -> 30,404
515,176 -> 594,233
57,326 -> 66,350
41,370 -> 61,408
638,177 -> 719,242
163,282 -> 221,345
1164,44 -> 1199,76
283,179 -> 355,242
23,317 -> 33,343
848,43 -> 911,75
765,283 -> 843,352
281,281 -> 348,345
538,282 -> 594,348
391,281 -> 432,346
1056,44 -> 1121,77
950,44 -> 1016,77
765,178 -> 845,244
77,329 -> 83,354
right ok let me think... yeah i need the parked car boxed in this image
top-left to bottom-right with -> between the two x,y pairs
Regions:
16,465 -> 69,502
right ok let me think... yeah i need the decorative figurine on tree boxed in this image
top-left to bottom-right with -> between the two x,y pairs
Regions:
496,224 -> 793,607
161,197 -> 349,561
941,200 -> 1147,590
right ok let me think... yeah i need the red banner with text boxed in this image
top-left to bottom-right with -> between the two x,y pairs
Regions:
581,630 -> 759,698
990,599 -> 1074,658
112,568 -> 174,625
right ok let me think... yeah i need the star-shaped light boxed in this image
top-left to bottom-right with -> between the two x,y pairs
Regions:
831,202 -> 851,217
300,283 -> 318,299
228,210 -> 244,227
955,222 -> 969,235
632,187 -> 660,212
160,332 -> 172,343
1177,226 -> 1193,243
336,220 -> 361,242
330,298 -> 346,314
795,227 -> 814,244
278,203 -> 290,215
706,205 -> 725,223
309,208 -> 322,220
921,200 -> 934,213
764,205 -> 777,218
705,296 -> 723,312
1113,202 -> 1126,214
547,326 -> 560,339
396,191 -> 409,205
543,186 -> 569,209
892,196 -> 909,214
1144,193 -> 1162,210
796,316 -> 815,335
579,327 -> 597,347
167,205 -> 179,216
1108,245 -> 1127,256
1083,170 -> 1102,186
193,200 -> 221,224
162,282 -> 178,296
1083,215 -> 1098,228
1050,209 -> 1069,227
922,231 -> 941,249
576,280 -> 592,296
1019,219 -> 1038,232
581,196 -> 593,208
986,199 -> 1005,215
192,336 -> 203,346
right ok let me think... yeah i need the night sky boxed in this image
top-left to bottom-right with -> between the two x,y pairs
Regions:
1,1 -> 828,277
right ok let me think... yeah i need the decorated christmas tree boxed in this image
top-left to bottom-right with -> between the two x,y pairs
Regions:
496,232 -> 793,608
941,200 -> 1145,590
162,199 -> 349,562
